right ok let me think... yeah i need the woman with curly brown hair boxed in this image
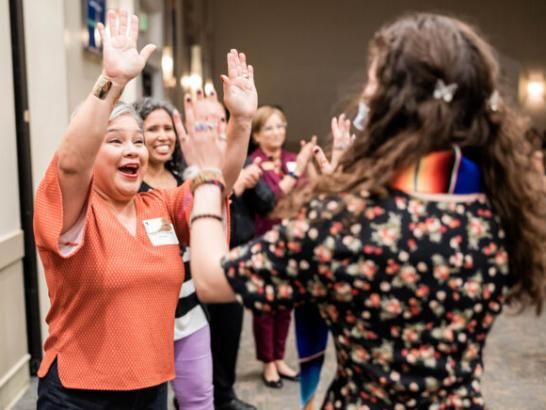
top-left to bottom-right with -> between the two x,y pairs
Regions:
177,13 -> 545,409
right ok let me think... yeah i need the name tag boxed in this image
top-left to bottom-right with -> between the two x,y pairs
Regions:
143,217 -> 179,246
286,161 -> 297,173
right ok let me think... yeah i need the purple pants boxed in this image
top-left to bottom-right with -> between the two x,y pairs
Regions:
252,309 -> 292,363
171,325 -> 213,410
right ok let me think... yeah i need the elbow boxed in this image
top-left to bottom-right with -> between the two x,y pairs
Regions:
57,154 -> 80,176
194,281 -> 216,303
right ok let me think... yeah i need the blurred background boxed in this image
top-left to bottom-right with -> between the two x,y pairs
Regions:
1,1 -> 545,408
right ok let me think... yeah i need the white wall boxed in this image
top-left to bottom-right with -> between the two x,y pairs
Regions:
0,0 -> 29,407
23,0 -> 70,342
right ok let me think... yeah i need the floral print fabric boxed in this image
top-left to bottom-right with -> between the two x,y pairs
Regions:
222,190 -> 513,409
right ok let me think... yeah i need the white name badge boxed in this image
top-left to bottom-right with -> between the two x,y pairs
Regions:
286,161 -> 297,173
143,217 -> 180,246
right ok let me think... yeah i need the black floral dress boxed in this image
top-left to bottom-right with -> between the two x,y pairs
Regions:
222,190 -> 513,409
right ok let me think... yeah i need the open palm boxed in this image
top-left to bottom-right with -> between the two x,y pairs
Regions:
97,9 -> 156,85
222,50 -> 258,119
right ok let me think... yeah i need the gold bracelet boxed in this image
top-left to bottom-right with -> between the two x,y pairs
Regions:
92,74 -> 123,101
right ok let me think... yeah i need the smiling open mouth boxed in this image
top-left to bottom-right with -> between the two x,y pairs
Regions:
119,164 -> 139,176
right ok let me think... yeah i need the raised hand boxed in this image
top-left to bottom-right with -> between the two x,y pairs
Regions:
173,94 -> 226,171
313,114 -> 355,174
221,49 -> 258,119
97,9 -> 156,86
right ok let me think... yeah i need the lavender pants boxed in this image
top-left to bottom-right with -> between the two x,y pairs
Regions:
171,325 -> 214,410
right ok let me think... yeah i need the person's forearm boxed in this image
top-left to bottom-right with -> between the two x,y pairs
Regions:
57,75 -> 124,175
57,75 -> 125,232
223,115 -> 252,194
58,74 -> 124,175
190,184 -> 236,303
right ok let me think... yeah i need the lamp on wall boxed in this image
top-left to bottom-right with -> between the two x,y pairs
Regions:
520,72 -> 545,108
180,73 -> 203,93
161,46 -> 176,87
180,45 -> 204,95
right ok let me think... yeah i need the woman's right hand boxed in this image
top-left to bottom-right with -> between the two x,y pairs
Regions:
97,9 -> 156,86
174,94 -> 226,171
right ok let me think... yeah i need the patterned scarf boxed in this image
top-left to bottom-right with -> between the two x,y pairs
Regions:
392,146 -> 483,194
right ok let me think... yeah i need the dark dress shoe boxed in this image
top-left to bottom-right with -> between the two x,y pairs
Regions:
278,371 -> 300,382
262,374 -> 283,388
216,397 -> 258,410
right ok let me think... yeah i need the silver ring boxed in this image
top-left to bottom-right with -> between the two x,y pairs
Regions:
193,122 -> 213,132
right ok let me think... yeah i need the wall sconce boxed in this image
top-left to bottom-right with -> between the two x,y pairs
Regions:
180,73 -> 203,95
520,72 -> 545,108
161,46 -> 175,87
527,80 -> 545,102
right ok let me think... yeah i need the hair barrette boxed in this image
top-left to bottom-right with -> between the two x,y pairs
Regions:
433,79 -> 458,103
487,90 -> 502,112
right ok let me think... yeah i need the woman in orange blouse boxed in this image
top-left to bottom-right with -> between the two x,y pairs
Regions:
33,8 -> 257,410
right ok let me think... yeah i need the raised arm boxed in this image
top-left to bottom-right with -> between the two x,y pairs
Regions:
56,9 -> 155,232
221,50 -> 258,194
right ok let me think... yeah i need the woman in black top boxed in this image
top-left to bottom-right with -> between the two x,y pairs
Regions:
135,97 -> 213,409
209,156 -> 274,410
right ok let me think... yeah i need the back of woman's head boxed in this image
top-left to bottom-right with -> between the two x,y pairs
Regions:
132,97 -> 186,174
290,13 -> 546,313
364,14 -> 500,153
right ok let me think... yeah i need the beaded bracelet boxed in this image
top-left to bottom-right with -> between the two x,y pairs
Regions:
190,170 -> 226,194
190,213 -> 223,225
193,180 -> 225,193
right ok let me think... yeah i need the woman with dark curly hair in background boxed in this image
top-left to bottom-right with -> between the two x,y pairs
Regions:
178,12 -> 545,409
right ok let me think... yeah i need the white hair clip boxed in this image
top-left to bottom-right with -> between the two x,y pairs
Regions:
433,79 -> 458,103
487,90 -> 501,112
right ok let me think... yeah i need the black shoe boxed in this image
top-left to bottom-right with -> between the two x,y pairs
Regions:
278,371 -> 300,382
262,374 -> 283,389
216,397 -> 257,410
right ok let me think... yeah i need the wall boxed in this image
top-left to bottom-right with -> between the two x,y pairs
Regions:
210,0 -> 546,147
0,0 -> 29,407
23,0 -> 70,344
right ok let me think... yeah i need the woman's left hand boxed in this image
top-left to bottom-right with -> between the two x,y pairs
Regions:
221,49 -> 258,120
313,114 -> 355,174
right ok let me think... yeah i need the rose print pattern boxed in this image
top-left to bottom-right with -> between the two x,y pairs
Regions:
222,191 -> 513,409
